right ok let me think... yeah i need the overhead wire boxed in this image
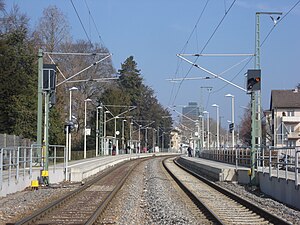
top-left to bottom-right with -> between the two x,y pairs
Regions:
168,0 -> 210,106
70,0 -> 92,45
199,0 -> 236,54
178,0 -> 210,54
84,0 -> 107,47
211,56 -> 253,94
213,0 -> 300,94
170,0 -> 237,106
260,0 -> 300,47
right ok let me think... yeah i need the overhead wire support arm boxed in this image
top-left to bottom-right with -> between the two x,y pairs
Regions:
46,53 -> 67,80
66,77 -> 118,83
44,52 -> 111,56
168,106 -> 197,123
176,54 -> 247,93
166,77 -> 212,82
179,53 -> 255,57
56,54 -> 112,87
105,106 -> 137,123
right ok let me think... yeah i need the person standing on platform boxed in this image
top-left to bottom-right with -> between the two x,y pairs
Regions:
187,146 -> 192,157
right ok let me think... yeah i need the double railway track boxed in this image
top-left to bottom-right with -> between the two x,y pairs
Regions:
163,157 -> 292,225
9,156 -> 292,224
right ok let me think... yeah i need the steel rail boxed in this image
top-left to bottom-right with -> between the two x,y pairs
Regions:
86,157 -> 145,224
11,158 -> 146,225
174,157 -> 292,225
162,157 -> 224,225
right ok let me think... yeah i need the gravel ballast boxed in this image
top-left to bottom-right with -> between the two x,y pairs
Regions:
0,156 -> 299,224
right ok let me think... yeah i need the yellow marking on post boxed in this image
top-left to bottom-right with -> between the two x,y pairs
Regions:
41,170 -> 49,177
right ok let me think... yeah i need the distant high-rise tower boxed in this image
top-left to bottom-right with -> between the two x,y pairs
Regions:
181,102 -> 199,138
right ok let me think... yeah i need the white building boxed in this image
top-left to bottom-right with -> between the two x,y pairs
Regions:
265,88 -> 300,147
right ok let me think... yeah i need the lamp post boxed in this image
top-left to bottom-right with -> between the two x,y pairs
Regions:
96,105 -> 102,157
145,127 -> 149,152
195,120 -> 200,154
129,121 -> 133,154
138,125 -> 142,153
199,115 -> 205,150
103,111 -> 110,155
84,98 -> 92,159
212,104 -> 219,150
114,116 -> 119,155
162,132 -> 165,152
152,128 -> 156,152
225,94 -> 235,149
122,119 -> 126,151
68,87 -> 78,160
203,111 -> 210,150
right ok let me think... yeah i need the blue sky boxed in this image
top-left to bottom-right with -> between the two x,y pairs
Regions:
5,0 -> 300,128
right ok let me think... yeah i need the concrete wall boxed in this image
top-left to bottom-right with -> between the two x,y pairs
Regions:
177,157 -> 236,182
1,153 -> 176,197
0,168 -> 65,197
258,172 -> 300,210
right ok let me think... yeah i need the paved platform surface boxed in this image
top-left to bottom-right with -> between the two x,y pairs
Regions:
178,156 -> 300,210
178,156 -> 250,183
68,153 -> 160,181
0,153 -> 178,197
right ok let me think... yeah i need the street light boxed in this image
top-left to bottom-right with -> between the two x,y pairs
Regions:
129,121 -> 133,154
225,94 -> 235,149
138,125 -> 142,153
122,119 -> 127,151
212,104 -> 219,150
103,110 -> 110,155
152,128 -> 156,152
145,127 -> 149,151
195,120 -> 200,154
68,87 -> 78,161
199,115 -> 205,150
203,111 -> 210,150
96,105 -> 102,157
114,116 -> 120,155
84,98 -> 92,159
162,132 -> 165,152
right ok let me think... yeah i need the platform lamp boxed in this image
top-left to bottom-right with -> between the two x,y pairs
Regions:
103,110 -> 110,155
203,111 -> 210,150
95,105 -> 102,157
212,104 -> 220,150
84,98 -> 92,159
68,87 -> 78,161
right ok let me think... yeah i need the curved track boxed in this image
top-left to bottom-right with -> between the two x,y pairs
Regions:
11,158 -> 145,225
163,157 -> 291,225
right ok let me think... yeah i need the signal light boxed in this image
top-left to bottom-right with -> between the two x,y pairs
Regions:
247,69 -> 261,92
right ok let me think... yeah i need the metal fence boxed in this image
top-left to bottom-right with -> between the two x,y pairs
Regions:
0,133 -> 33,148
0,144 -> 66,190
200,146 -> 300,187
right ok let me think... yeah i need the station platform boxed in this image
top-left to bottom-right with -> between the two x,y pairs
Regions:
177,156 -> 250,184
0,153 -> 178,197
67,153 -> 160,182
177,156 -> 300,210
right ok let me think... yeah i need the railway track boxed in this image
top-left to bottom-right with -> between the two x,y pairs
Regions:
163,157 -> 292,225
10,158 -> 145,225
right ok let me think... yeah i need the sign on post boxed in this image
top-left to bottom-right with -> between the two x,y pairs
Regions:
229,123 -> 234,133
43,64 -> 56,91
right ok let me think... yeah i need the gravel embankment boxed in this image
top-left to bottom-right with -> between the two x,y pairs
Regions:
100,157 -> 201,224
0,183 -> 79,225
0,157 -> 299,225
216,181 -> 300,224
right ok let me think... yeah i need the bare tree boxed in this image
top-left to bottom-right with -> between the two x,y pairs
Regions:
239,103 -> 251,146
0,0 -> 5,12
34,5 -> 70,52
0,3 -> 29,34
